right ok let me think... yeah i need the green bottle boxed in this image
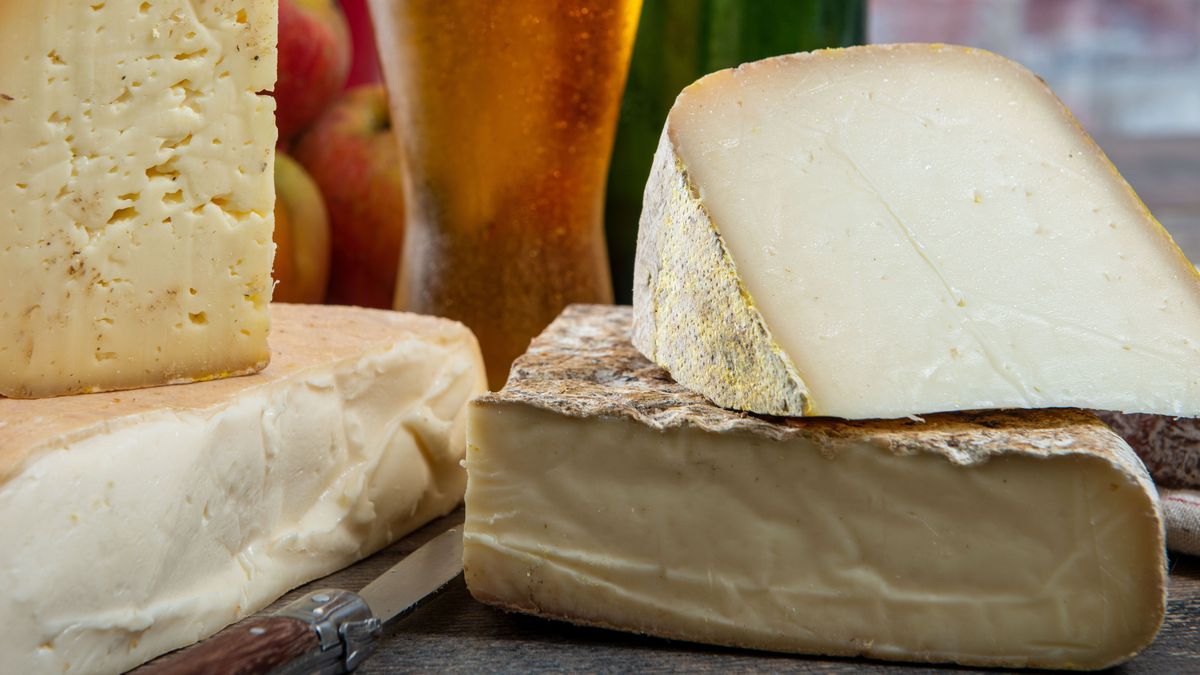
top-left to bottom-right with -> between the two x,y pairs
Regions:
605,0 -> 866,303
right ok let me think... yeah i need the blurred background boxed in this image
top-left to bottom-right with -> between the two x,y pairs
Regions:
873,0 -> 1200,266
276,0 -> 1200,376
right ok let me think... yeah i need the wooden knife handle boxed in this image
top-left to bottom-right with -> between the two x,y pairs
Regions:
139,589 -> 379,675
141,616 -> 320,675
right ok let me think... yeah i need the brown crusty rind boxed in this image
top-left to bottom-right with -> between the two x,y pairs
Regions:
631,128 -> 810,416
490,305 -> 1156,478
472,304 -> 1167,670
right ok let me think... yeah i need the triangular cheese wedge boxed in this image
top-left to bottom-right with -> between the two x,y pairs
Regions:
633,44 -> 1200,419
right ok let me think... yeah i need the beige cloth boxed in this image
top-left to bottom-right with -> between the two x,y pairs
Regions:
1162,488 -> 1200,556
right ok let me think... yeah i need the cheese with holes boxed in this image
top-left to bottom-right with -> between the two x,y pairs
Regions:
0,0 -> 277,398
633,44 -> 1200,419
465,306 -> 1166,670
0,304 -> 485,675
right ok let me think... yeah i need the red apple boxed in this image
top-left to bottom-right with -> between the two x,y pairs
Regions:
339,0 -> 382,87
294,85 -> 404,309
274,152 -> 331,303
276,0 -> 352,141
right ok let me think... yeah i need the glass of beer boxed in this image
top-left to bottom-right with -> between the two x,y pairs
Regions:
368,0 -> 642,388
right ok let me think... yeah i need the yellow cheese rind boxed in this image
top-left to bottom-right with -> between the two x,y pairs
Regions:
0,304 -> 487,675
633,44 -> 1200,418
465,305 -> 1167,671
0,0 -> 279,398
632,130 -> 810,415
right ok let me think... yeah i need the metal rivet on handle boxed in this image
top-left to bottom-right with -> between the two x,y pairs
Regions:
249,627 -> 266,636
312,594 -> 330,603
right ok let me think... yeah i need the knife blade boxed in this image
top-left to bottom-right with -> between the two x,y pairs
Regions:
141,526 -> 463,675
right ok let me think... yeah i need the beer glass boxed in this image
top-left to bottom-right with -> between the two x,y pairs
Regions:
369,0 -> 642,388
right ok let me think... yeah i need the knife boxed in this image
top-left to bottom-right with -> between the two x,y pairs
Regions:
142,526 -> 463,675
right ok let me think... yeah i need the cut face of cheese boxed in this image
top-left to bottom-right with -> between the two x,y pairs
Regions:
0,304 -> 486,675
465,305 -> 1166,671
0,0 -> 278,398
633,43 -> 1200,419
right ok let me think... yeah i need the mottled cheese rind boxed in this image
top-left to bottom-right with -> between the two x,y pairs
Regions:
634,44 -> 1200,419
0,0 -> 278,398
632,130 -> 809,415
466,305 -> 1166,670
0,304 -> 486,675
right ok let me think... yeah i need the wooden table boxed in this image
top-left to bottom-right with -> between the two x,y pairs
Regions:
150,509 -> 1191,674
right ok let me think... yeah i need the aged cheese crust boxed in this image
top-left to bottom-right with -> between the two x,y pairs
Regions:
469,305 -> 1167,670
494,305 -> 1152,477
632,131 -> 810,415
0,0 -> 279,398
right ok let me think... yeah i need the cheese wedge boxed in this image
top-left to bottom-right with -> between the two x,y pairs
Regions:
633,44 -> 1200,419
0,0 -> 277,398
0,304 -> 485,675
465,305 -> 1166,670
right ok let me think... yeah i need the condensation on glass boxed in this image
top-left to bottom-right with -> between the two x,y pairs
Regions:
368,0 -> 642,388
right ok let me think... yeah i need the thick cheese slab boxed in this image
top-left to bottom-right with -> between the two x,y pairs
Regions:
0,0 -> 278,398
465,305 -> 1166,670
0,304 -> 485,675
633,44 -> 1200,419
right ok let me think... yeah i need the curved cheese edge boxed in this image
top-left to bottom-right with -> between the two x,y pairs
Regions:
633,43 -> 1200,418
0,304 -> 486,675
465,305 -> 1167,670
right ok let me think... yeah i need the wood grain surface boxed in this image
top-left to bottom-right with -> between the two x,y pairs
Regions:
139,510 -> 1199,674
139,616 -> 319,675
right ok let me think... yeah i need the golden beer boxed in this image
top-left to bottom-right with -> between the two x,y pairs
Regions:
368,0 -> 641,387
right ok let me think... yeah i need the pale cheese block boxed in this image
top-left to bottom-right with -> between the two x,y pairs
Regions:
465,305 -> 1166,671
0,0 -> 278,398
0,304 -> 486,675
633,43 -> 1200,419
